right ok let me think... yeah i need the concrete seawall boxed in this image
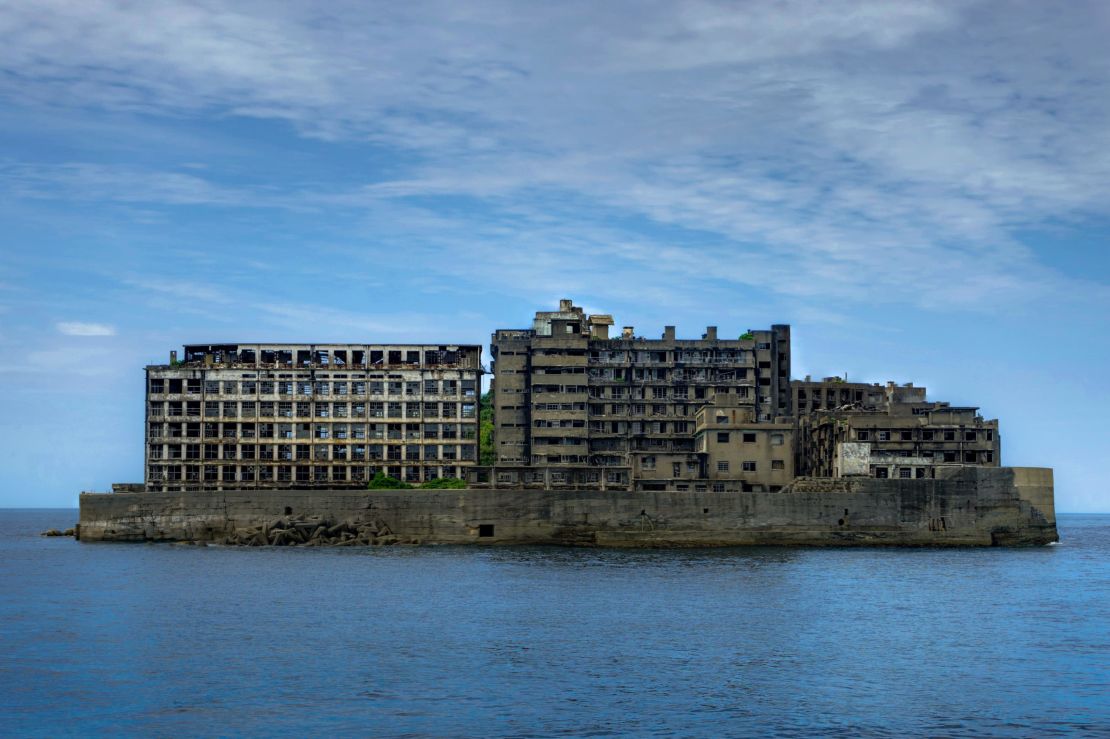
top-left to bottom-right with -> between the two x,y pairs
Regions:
78,466 -> 1057,547
78,467 -> 1056,547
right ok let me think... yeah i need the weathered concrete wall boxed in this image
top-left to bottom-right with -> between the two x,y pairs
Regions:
78,467 -> 1057,547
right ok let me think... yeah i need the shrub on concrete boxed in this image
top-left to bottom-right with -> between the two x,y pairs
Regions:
419,477 -> 467,489
367,472 -> 412,489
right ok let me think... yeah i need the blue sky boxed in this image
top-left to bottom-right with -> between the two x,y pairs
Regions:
1,0 -> 1108,510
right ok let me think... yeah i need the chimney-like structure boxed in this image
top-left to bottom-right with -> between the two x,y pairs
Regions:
663,325 -> 676,340
703,326 -> 717,340
622,326 -> 634,339
588,314 -> 614,339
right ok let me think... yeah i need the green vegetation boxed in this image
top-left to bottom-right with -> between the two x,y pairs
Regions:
367,473 -> 467,490
367,472 -> 412,489
739,331 -> 754,340
419,477 -> 467,489
479,391 -> 495,465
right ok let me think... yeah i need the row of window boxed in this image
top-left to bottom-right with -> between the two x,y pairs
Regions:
150,401 -> 477,419
150,378 -> 477,396
715,460 -> 785,472
856,429 -> 994,442
149,443 -> 475,462
588,349 -> 764,363
150,422 -> 476,441
148,464 -> 466,484
713,431 -> 786,445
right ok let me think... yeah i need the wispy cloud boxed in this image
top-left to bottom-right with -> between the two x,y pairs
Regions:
2,0 -> 1109,315
56,321 -> 116,336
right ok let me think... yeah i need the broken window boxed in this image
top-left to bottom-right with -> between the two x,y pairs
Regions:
717,432 -> 730,443
772,460 -> 784,470
742,461 -> 757,471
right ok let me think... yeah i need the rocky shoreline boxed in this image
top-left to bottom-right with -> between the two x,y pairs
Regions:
219,514 -> 420,547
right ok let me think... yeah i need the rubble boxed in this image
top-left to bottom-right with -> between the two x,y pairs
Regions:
218,514 -> 416,547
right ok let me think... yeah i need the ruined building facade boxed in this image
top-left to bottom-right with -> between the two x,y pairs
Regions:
144,343 -> 481,492
477,300 -> 1002,492
140,301 -> 1004,494
489,300 -> 791,491
795,388 -> 1000,480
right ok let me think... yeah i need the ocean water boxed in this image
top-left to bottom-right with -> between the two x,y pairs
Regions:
0,510 -> 1106,737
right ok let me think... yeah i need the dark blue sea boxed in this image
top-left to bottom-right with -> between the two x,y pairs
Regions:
1,510 -> 1107,737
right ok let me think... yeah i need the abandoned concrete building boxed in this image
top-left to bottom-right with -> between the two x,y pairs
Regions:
144,343 -> 482,492
692,396 -> 795,492
488,299 -> 791,491
791,376 -> 928,415
478,299 -> 1003,492
796,389 -> 1001,479
138,300 -> 1003,494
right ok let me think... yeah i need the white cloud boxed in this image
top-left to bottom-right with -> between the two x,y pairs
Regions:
1,0 -> 1109,313
56,321 -> 116,336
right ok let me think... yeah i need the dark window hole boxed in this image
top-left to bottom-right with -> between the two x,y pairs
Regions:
284,506 -> 293,516
478,524 -> 495,538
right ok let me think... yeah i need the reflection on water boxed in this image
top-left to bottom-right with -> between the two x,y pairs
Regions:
0,510 -> 1106,736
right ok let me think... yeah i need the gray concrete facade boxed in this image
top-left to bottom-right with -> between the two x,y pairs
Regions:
145,342 -> 482,491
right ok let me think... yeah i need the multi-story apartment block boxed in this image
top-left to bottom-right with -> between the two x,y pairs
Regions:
796,398 -> 1001,479
792,376 -> 928,415
490,300 -> 791,489
692,396 -> 795,492
144,343 -> 482,492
